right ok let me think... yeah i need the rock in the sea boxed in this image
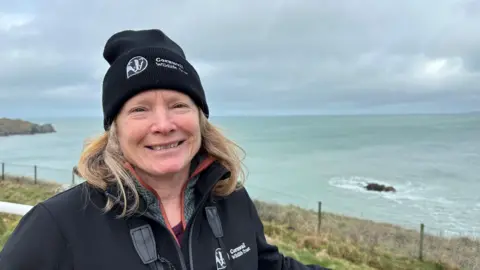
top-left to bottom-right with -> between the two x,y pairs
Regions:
0,118 -> 56,136
31,123 -> 55,134
365,183 -> 396,193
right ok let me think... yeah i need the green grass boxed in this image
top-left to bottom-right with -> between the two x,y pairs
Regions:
260,221 -> 460,270
0,175 -> 59,205
0,175 -> 60,248
254,200 -> 479,270
1,176 -> 478,269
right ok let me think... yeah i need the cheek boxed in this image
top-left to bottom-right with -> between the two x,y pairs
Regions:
128,129 -> 147,146
193,123 -> 202,149
190,121 -> 201,142
179,115 -> 200,135
180,117 -> 201,146
118,125 -> 145,150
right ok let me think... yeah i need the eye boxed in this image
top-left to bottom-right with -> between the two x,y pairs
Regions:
129,106 -> 147,113
172,103 -> 189,109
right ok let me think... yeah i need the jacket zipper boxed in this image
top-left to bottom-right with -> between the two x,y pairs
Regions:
142,171 -> 226,270
143,212 -> 188,270
185,169 -> 229,270
114,163 -> 228,270
188,210 -> 199,270
187,193 -> 210,270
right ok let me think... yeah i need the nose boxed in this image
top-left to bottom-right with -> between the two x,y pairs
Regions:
149,107 -> 176,134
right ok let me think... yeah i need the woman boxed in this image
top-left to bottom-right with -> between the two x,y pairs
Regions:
0,29 -> 329,270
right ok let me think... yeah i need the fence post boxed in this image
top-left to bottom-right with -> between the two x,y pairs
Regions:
419,223 -> 424,261
317,201 -> 322,235
34,165 -> 37,184
1,162 -> 4,180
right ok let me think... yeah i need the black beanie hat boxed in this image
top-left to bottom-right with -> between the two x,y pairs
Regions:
101,29 -> 209,130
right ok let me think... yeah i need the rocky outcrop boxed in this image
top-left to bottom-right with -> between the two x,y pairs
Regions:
365,183 -> 396,193
0,118 -> 56,136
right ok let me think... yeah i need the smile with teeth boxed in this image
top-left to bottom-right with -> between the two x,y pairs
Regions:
146,141 -> 184,151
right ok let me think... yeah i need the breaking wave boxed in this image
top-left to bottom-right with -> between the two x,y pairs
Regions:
328,175 -> 454,205
326,175 -> 477,233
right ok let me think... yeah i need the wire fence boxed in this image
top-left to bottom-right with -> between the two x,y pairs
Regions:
1,161 -> 479,269
250,195 -> 480,269
421,225 -> 480,270
0,161 -> 79,185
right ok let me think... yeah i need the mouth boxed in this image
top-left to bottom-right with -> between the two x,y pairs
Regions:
145,140 -> 185,151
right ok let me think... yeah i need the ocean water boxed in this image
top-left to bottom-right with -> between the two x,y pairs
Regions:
0,114 -> 479,236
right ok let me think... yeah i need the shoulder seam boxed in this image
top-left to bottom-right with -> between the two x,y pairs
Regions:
38,202 -> 72,251
45,182 -> 85,200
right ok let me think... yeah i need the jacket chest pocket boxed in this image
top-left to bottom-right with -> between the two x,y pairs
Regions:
204,205 -> 259,269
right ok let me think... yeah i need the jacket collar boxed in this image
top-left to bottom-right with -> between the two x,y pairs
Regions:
103,151 -> 230,213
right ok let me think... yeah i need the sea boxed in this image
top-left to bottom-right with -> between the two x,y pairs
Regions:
1,114 -> 479,237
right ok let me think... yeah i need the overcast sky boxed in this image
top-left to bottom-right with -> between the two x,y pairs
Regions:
1,0 -> 479,118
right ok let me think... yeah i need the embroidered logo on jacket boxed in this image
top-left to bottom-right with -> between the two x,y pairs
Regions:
214,242 -> 251,269
229,242 -> 251,259
215,248 -> 227,270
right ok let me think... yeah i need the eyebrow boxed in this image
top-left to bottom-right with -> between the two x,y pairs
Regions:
127,92 -> 192,107
127,98 -> 151,106
165,95 -> 192,104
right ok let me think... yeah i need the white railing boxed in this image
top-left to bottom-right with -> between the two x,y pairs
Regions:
0,201 -> 32,216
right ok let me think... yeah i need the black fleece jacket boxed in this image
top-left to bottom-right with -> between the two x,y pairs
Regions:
0,160 -> 330,270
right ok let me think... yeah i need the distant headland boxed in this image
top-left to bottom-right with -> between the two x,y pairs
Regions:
0,118 -> 56,136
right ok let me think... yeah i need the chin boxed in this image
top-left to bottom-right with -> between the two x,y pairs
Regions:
148,160 -> 189,176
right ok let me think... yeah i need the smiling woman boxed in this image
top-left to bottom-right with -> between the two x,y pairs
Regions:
0,29 -> 330,270
114,89 -> 204,228
117,90 -> 202,180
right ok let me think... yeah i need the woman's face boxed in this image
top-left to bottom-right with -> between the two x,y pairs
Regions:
115,89 -> 201,178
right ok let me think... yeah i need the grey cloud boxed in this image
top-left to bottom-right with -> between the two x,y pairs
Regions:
0,0 -> 479,117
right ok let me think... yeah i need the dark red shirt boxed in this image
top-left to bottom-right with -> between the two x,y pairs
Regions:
171,222 -> 184,244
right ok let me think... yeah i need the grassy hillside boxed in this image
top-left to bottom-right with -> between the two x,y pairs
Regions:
1,176 -> 477,269
254,201 -> 478,270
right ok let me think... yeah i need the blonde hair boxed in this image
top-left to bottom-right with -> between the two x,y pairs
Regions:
76,112 -> 246,217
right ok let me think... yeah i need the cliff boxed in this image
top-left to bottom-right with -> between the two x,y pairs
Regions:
0,118 -> 56,136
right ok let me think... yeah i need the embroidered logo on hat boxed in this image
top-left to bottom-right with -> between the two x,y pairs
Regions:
126,56 -> 148,79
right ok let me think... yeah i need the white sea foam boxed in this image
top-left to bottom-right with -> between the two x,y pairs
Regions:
328,175 -> 454,205
327,175 -> 475,233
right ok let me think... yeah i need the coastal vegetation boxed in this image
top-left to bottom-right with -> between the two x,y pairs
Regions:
0,175 -> 478,269
0,118 -> 55,136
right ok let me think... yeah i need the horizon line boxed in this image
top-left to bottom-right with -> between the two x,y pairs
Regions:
7,110 -> 478,120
